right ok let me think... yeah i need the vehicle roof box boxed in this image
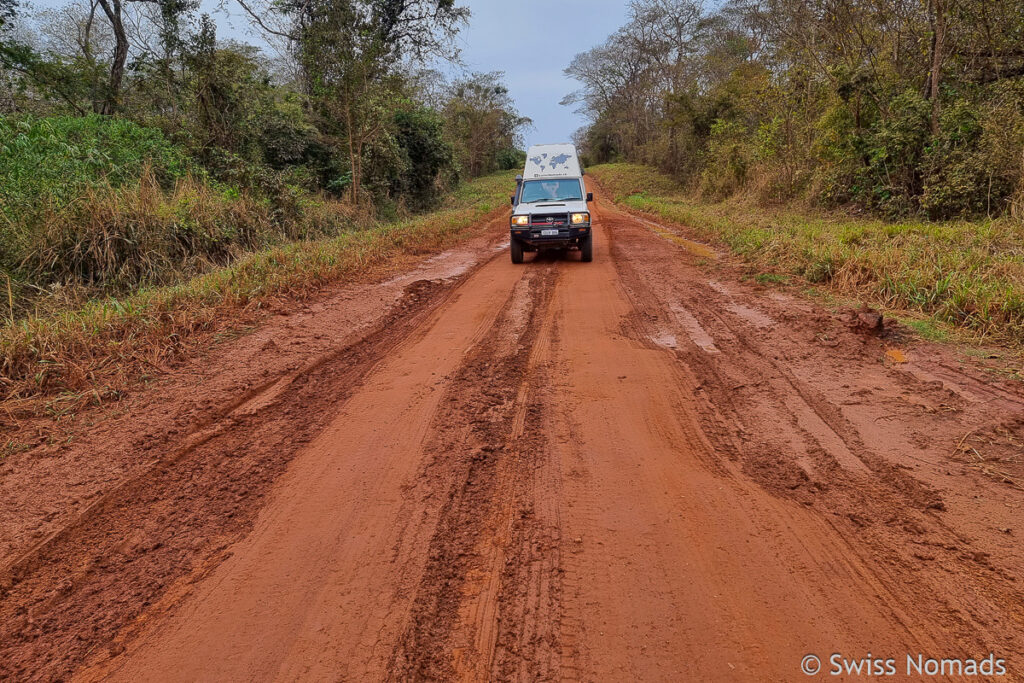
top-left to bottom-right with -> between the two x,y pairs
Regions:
523,143 -> 581,179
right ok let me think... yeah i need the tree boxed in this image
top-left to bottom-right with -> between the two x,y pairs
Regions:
0,0 -> 95,113
391,103 -> 455,209
927,0 -> 946,133
442,71 -> 530,177
264,0 -> 468,204
91,0 -> 128,113
563,0 -> 704,169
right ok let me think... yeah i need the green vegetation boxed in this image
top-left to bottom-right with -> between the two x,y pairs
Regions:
591,163 -> 1024,342
0,115 -> 360,319
1,1 -> 527,211
754,274 -> 789,285
566,0 -> 1024,221
0,115 -> 189,212
0,0 -> 528,321
899,318 -> 952,344
0,0 -> 530,416
0,171 -> 511,407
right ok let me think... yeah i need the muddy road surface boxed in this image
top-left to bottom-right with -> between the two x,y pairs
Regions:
3,191 -> 1024,681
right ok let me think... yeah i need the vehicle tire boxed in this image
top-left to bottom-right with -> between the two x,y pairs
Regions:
580,234 -> 593,262
510,238 -> 524,264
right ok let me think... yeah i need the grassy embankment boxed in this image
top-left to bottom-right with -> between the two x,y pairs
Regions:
0,116 -> 511,414
589,163 -> 1024,346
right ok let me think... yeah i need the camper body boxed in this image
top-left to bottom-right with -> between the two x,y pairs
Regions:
509,144 -> 593,263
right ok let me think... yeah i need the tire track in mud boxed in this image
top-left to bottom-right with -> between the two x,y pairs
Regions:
602,197 -> 943,496
597,198 -> 1024,671
386,264 -> 562,681
0,274 -> 482,682
86,247 -> 557,682
483,307 -> 563,683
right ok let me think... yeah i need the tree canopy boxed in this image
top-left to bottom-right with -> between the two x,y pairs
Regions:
1,0 -> 529,210
566,0 -> 1024,219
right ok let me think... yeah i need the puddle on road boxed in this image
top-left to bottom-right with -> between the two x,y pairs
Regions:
768,292 -> 796,304
708,281 -> 776,329
768,291 -> 814,314
708,280 -> 733,296
380,247 -> 479,288
649,331 -> 679,349
727,303 -> 775,329
670,304 -> 719,354
636,217 -> 718,259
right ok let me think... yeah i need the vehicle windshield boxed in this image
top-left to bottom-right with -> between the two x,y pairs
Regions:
520,179 -> 583,203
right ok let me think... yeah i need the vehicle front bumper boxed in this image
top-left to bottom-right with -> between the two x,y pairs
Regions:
510,225 -> 591,249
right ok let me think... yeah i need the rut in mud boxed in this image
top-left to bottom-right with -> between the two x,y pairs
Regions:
2,191 -> 1024,681
389,265 -> 559,681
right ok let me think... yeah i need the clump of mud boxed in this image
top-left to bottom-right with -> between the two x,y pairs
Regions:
841,305 -> 884,335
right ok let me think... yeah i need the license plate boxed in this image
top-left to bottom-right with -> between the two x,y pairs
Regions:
541,229 -> 559,236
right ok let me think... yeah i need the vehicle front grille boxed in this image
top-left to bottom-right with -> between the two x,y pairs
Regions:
530,213 -> 569,226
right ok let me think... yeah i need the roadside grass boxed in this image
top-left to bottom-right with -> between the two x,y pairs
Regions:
753,273 -> 790,285
5,175 -> 364,315
898,317 -> 952,343
589,163 -> 1024,345
0,172 -> 511,412
1,116 -> 378,321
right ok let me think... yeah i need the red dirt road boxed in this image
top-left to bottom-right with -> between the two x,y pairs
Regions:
3,191 -> 1024,681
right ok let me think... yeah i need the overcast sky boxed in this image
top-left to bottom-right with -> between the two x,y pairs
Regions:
446,0 -> 631,146
30,0 -> 631,145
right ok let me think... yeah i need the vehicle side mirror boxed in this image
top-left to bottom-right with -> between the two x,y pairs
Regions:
510,195 -> 516,206
586,192 -> 593,202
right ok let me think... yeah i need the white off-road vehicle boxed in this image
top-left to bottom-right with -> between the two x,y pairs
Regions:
509,143 -> 593,263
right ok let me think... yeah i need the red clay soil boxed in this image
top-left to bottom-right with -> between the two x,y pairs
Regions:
2,191 -> 1024,682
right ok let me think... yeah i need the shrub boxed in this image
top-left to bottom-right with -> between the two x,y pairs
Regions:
0,115 -> 190,215
0,115 -> 195,294
390,106 -> 457,211
496,147 -> 526,171
700,119 -> 752,199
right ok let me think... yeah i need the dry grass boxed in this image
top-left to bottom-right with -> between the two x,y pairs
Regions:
6,171 -> 364,320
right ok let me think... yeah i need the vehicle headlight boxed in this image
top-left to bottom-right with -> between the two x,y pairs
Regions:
571,212 -> 590,225
511,215 -> 529,226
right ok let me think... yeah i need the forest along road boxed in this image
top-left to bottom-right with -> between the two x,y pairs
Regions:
4,190 -> 1024,682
